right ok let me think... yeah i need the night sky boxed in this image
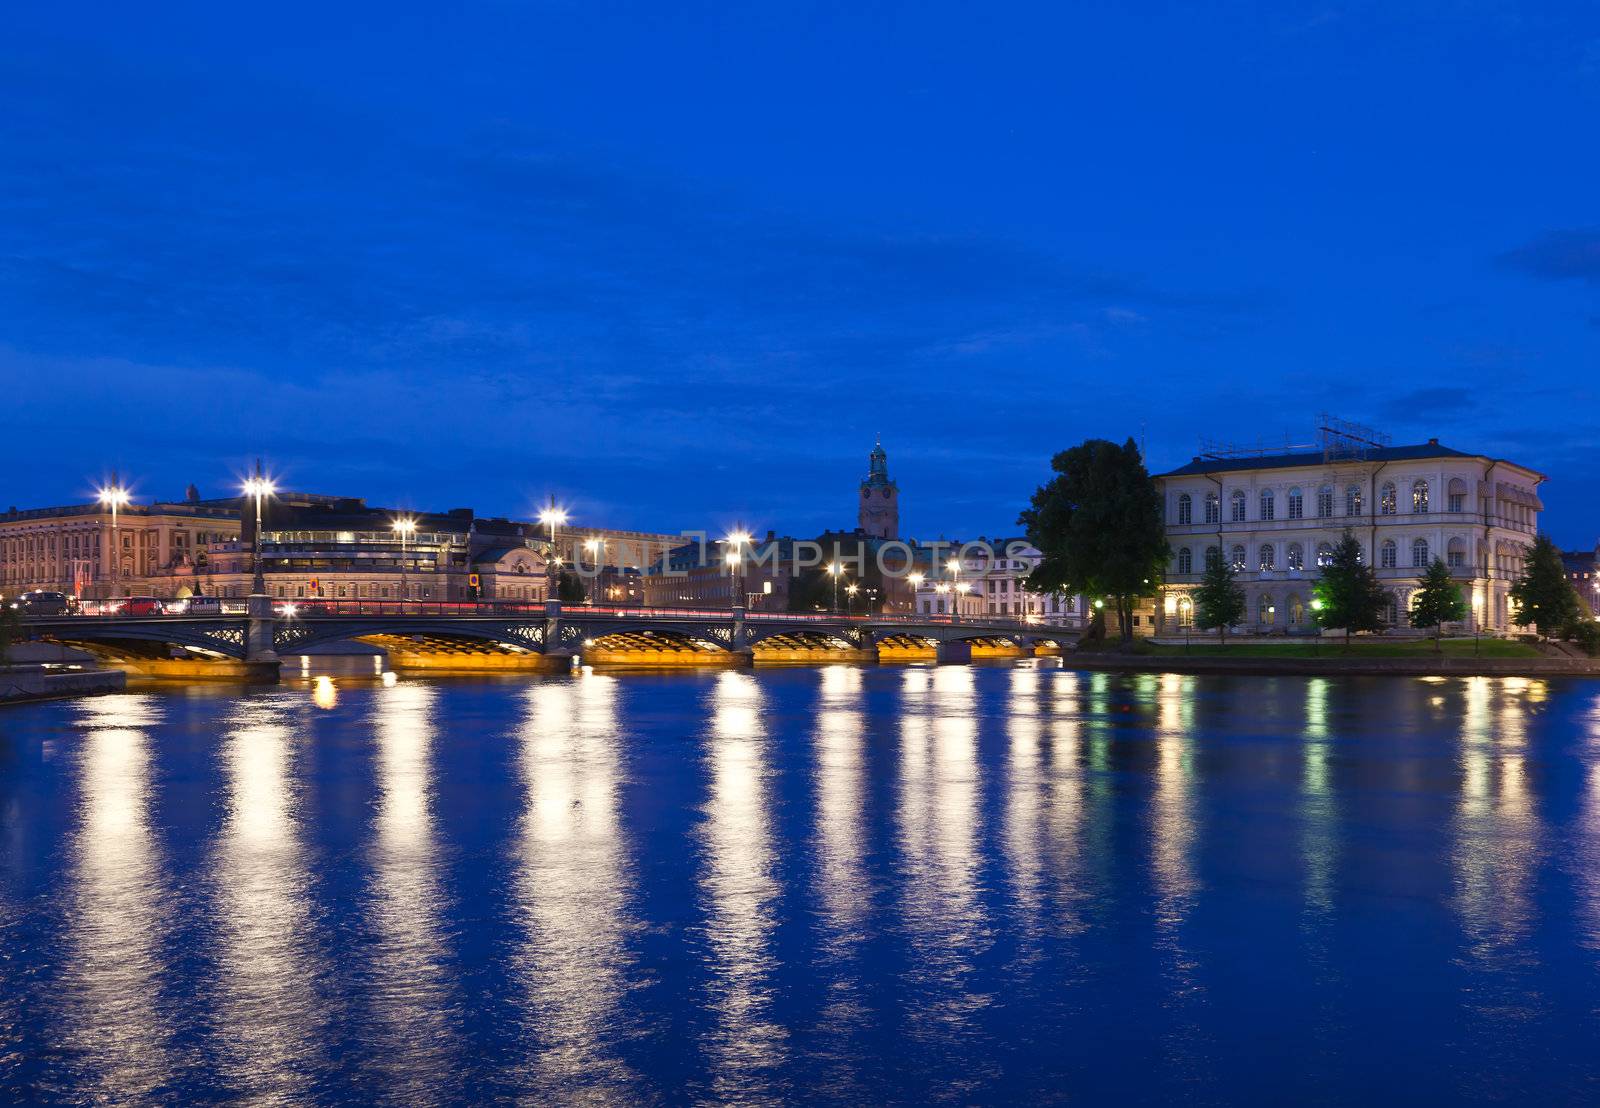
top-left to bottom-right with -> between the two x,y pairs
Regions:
4,3 -> 1597,545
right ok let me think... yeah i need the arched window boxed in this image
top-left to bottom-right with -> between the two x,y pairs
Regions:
1259,490 -> 1275,521
1412,479 -> 1429,514
1177,547 -> 1193,574
1411,538 -> 1429,567
1447,477 -> 1468,513
1346,484 -> 1363,516
1380,481 -> 1397,515
1287,542 -> 1304,571
1230,490 -> 1246,523
1288,594 -> 1305,625
1205,546 -> 1221,570
1230,544 -> 1246,570
1259,594 -> 1275,625
1447,536 -> 1466,568
1316,542 -> 1335,568
1259,543 -> 1275,571
1317,485 -> 1334,518
1204,492 -> 1220,525
1380,539 -> 1396,568
1177,596 -> 1194,627
1177,493 -> 1192,525
1287,487 -> 1304,519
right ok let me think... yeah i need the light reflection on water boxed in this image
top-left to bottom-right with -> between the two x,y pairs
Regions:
5,669 -> 1600,1103
512,672 -> 640,1101
61,695 -> 175,1101
209,697 -> 327,1100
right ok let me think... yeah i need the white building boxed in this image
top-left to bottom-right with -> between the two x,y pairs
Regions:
912,538 -> 1086,626
1156,439 -> 1543,635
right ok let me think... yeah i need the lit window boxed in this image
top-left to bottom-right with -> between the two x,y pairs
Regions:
1412,480 -> 1429,514
1259,544 -> 1275,571
1287,542 -> 1304,570
1346,485 -> 1363,515
1380,482 -> 1397,515
1230,544 -> 1246,570
1317,542 -> 1335,568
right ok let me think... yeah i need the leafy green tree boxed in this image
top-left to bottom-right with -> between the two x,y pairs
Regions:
1020,438 -> 1168,644
1313,529 -> 1388,646
1192,556 -> 1246,644
1508,534 -> 1581,639
1408,557 -> 1468,650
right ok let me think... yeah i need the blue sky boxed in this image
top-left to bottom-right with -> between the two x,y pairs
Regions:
3,2 -> 1597,544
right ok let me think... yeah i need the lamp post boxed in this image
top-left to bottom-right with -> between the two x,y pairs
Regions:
828,561 -> 844,614
846,582 -> 860,614
538,501 -> 568,605
934,582 -> 950,619
97,479 -> 130,598
725,529 -> 751,612
907,571 -> 924,615
241,465 -> 275,596
391,516 -> 417,602
946,556 -> 962,624
583,537 -> 603,605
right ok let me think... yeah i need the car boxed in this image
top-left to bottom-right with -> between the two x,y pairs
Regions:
116,596 -> 166,616
14,590 -> 73,616
176,595 -> 223,615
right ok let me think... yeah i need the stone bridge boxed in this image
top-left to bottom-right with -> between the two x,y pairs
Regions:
23,599 -> 1080,679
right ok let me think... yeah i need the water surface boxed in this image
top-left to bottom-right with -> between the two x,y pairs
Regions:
3,664 -> 1600,1103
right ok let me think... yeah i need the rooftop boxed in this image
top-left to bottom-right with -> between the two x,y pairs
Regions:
1159,441 -> 1484,478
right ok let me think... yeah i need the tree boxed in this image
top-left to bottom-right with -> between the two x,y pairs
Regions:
1508,534 -> 1581,639
1019,438 -> 1168,644
1313,529 -> 1388,646
1192,556 -> 1246,644
1408,558 -> 1468,651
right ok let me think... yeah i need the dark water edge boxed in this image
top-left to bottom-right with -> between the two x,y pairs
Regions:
3,661 -> 1600,1105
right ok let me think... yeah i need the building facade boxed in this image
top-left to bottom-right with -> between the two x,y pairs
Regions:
1156,440 -> 1544,635
911,538 -> 1085,626
0,489 -> 241,599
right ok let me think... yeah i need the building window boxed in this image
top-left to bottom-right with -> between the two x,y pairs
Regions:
1380,482 -> 1397,515
1287,487 -> 1303,519
1346,485 -> 1363,516
1412,480 -> 1429,514
1204,492 -> 1220,525
1205,546 -> 1221,570
1381,540 -> 1397,568
1177,493 -> 1192,525
1412,538 -> 1429,568
1259,544 -> 1275,571
1230,491 -> 1246,523
1287,542 -> 1304,571
1177,547 -> 1192,574
1230,544 -> 1246,570
1447,537 -> 1466,568
1317,542 -> 1335,568
1317,486 -> 1334,518
1448,492 -> 1465,512
1260,490 -> 1275,521
1259,594 -> 1275,625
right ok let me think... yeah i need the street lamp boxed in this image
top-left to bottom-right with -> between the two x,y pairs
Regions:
846,582 -> 860,614
97,480 -> 131,598
391,516 -> 417,601
946,556 -> 962,624
907,571 -> 924,615
583,537 -> 603,605
827,561 -> 844,614
725,529 -> 751,611
240,466 -> 276,596
538,501 -> 568,605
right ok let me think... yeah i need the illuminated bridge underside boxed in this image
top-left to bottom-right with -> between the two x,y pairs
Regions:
584,629 -> 742,668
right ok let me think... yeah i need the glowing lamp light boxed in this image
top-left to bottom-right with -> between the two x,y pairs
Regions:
908,572 -> 925,589
97,485 -> 131,507
1311,598 -> 1324,611
946,558 -> 961,573
241,476 -> 276,499
1093,599 -> 1105,609
390,516 -> 418,536
537,507 -> 569,528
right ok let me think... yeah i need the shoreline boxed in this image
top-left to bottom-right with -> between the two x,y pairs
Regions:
0,666 -> 127,705
1060,651 -> 1600,679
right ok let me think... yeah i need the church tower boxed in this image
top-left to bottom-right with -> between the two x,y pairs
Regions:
858,437 -> 900,539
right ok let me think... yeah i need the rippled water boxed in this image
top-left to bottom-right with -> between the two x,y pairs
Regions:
4,664 -> 1600,1103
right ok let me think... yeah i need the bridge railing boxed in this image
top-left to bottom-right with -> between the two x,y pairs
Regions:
40,597 -> 1083,634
